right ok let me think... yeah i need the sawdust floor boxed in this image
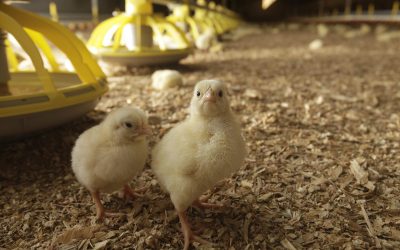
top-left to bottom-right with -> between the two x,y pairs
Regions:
1,24 -> 400,249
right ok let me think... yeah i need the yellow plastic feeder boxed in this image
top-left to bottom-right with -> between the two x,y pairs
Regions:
207,1 -> 227,34
166,1 -> 209,41
87,0 -> 192,66
193,0 -> 224,35
215,4 -> 240,32
0,2 -> 108,141
206,1 -> 240,34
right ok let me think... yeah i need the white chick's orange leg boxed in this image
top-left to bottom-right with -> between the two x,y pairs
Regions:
122,184 -> 147,200
178,210 -> 213,250
91,191 -> 122,221
91,190 -> 105,220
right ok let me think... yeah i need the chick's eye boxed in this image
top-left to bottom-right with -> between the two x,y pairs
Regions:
218,90 -> 223,97
124,122 -> 133,128
196,91 -> 201,97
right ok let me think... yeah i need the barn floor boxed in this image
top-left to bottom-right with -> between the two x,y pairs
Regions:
1,23 -> 400,249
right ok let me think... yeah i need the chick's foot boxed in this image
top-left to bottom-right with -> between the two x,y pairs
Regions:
192,199 -> 224,210
178,211 -> 214,250
122,184 -> 146,200
91,190 -> 123,221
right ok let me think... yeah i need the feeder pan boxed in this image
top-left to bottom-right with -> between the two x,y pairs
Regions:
87,0 -> 192,66
0,2 -> 108,141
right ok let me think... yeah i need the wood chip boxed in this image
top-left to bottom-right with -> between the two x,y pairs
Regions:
243,213 -> 252,243
360,204 -> 381,248
281,238 -> 297,250
349,160 -> 375,191
244,89 -> 262,99
52,225 -> 101,245
93,239 -> 110,250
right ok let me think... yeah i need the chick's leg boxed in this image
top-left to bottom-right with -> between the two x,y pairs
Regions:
178,211 -> 191,250
91,190 -> 105,220
178,210 -> 213,250
91,190 -> 123,221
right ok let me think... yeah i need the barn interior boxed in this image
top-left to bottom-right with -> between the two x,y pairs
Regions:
1,0 -> 400,249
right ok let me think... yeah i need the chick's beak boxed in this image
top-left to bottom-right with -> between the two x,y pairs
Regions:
138,125 -> 152,136
203,88 -> 216,103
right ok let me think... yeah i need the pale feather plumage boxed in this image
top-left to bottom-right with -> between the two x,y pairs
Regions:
195,28 -> 217,50
71,107 -> 149,194
151,69 -> 183,90
152,79 -> 247,212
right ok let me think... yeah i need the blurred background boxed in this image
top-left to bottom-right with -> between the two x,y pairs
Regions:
12,0 -> 400,21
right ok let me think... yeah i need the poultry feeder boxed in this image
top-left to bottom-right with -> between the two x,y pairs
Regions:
208,1 -> 228,33
194,0 -> 224,35
87,0 -> 192,66
0,2 -> 108,141
166,1 -> 207,41
215,4 -> 240,31
207,2 -> 240,33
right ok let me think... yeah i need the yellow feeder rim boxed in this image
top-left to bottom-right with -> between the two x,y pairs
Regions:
93,47 -> 193,66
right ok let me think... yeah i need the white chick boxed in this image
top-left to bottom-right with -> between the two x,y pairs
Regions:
71,106 -> 151,220
152,79 -> 247,249
195,28 -> 217,50
317,23 -> 329,37
151,69 -> 183,90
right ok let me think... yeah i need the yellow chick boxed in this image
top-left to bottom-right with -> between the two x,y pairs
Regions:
195,28 -> 217,50
71,106 -> 151,220
151,69 -> 183,90
152,79 -> 247,249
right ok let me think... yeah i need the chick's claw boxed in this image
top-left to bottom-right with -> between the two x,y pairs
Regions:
122,185 -> 147,200
91,191 -> 124,221
192,199 -> 224,210
178,211 -> 214,250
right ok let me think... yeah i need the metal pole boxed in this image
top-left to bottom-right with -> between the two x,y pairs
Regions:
356,4 -> 362,15
345,0 -> 352,16
49,0 -> 59,22
368,3 -> 374,16
91,0 -> 99,24
392,1 -> 399,16
0,29 -> 10,96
